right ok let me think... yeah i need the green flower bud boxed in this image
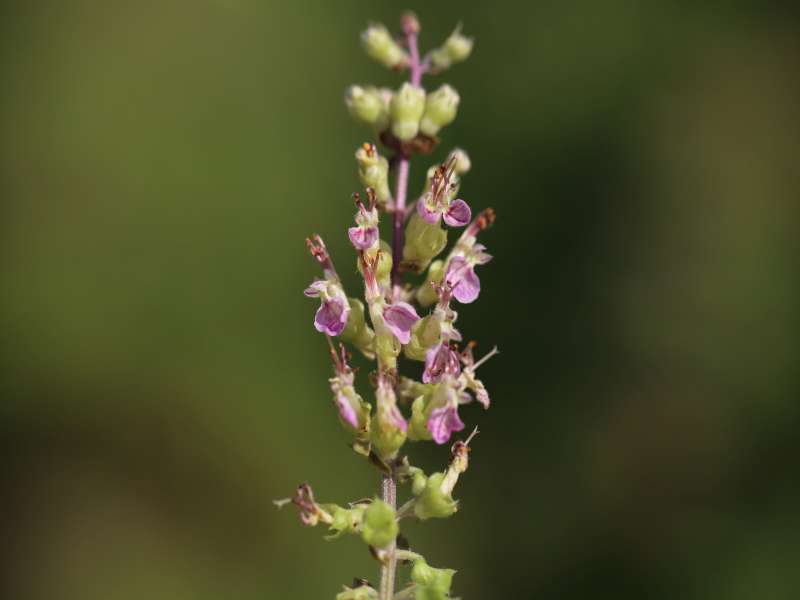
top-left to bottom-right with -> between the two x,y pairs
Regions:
355,144 -> 391,206
413,471 -> 457,520
341,297 -> 376,360
416,260 -> 445,307
390,83 -> 426,141
361,499 -> 398,549
411,559 -> 456,600
420,85 -> 460,137
404,314 -> 442,361
403,213 -> 448,273
430,26 -> 474,71
336,582 -> 379,600
447,147 -> 471,175
345,86 -> 387,127
361,23 -> 409,69
324,505 -> 366,540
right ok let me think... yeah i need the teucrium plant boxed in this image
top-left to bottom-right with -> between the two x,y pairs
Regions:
277,12 -> 497,599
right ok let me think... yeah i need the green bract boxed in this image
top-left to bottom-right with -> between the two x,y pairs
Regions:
361,499 -> 398,549
336,582 -> 379,600
325,505 -> 366,540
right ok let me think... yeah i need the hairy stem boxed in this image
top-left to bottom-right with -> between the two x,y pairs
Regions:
379,466 -> 398,600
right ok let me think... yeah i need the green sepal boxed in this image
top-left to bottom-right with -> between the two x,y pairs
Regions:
323,505 -> 366,540
336,581 -> 379,600
361,499 -> 398,549
404,314 -> 442,361
411,558 -> 456,600
413,472 -> 457,520
403,213 -> 448,273
408,394 -> 434,442
340,298 -> 376,360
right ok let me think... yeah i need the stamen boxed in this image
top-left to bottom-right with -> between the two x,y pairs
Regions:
471,346 -> 500,370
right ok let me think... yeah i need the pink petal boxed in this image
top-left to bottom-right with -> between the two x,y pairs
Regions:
446,257 -> 480,304
417,198 -> 442,225
427,405 -> 465,444
335,392 -> 359,428
423,343 -> 461,384
442,199 -> 471,227
304,280 -> 326,297
314,298 -> 348,336
348,225 -> 378,251
382,301 -> 420,344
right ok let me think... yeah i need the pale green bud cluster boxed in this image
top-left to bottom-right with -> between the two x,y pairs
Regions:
411,558 -> 456,600
354,144 -> 391,205
429,26 -> 473,71
361,499 -> 399,549
420,85 -> 460,137
361,23 -> 409,69
390,83 -> 427,141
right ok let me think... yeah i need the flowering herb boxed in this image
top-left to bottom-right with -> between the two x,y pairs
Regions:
277,12 -> 497,599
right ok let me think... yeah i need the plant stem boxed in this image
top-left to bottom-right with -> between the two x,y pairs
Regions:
382,17 -> 423,600
379,465 -> 397,600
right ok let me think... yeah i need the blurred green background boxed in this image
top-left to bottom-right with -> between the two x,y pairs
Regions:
2,1 -> 799,598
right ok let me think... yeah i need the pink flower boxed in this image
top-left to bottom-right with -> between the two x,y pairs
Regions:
423,342 -> 461,384
444,244 -> 492,304
348,190 -> 380,251
304,280 -> 350,336
417,195 -> 472,228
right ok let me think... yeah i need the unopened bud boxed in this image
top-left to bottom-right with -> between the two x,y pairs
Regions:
390,83 -> 426,141
345,86 -> 387,127
361,499 -> 398,549
430,26 -> 474,70
361,23 -> 409,69
420,84 -> 460,137
355,144 -> 391,205
447,147 -> 471,175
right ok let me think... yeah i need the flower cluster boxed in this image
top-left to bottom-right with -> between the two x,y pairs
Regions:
279,13 -> 496,600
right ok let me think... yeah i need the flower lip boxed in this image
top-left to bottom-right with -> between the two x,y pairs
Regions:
382,301 -> 420,344
428,404 -> 465,444
424,342 -> 462,384
442,198 -> 471,227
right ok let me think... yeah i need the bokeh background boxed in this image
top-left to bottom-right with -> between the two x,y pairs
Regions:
2,1 -> 799,598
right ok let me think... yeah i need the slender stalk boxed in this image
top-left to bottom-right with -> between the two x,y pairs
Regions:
379,466 -> 398,600
382,16 -> 424,600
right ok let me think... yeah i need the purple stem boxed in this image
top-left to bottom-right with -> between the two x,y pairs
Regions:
390,28 -> 422,290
